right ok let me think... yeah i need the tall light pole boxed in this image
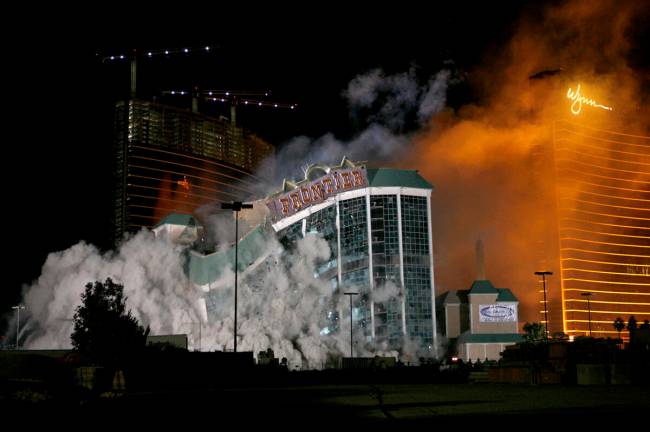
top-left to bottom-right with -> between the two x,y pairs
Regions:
12,305 -> 25,349
344,292 -> 358,358
221,201 -> 253,353
534,271 -> 552,340
581,292 -> 593,336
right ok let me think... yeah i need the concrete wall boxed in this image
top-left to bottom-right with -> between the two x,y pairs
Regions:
461,343 -> 516,362
446,304 -> 461,338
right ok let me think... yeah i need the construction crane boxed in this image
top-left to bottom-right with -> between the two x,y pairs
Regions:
161,88 -> 298,128
96,45 -> 215,99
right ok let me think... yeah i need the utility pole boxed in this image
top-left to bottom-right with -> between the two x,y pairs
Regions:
221,201 -> 253,353
534,271 -> 552,340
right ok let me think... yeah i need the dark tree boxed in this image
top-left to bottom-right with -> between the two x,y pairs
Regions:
523,322 -> 546,343
71,278 -> 149,365
627,316 -> 638,332
613,317 -> 626,340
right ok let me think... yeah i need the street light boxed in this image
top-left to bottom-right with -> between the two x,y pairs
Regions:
12,305 -> 25,349
534,271 -> 552,340
221,201 -> 253,353
581,292 -> 593,336
343,292 -> 359,358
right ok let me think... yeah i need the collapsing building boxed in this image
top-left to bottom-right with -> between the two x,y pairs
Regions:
154,158 -> 438,356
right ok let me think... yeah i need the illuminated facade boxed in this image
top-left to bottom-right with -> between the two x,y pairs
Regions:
113,99 -> 273,243
553,120 -> 650,338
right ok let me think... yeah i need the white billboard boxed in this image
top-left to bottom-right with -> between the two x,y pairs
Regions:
479,304 -> 517,323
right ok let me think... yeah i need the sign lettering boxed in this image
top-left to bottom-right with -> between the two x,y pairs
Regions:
479,304 -> 517,323
567,84 -> 613,115
267,168 -> 368,222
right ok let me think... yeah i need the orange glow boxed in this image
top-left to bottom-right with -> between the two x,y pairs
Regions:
564,199 -> 650,213
561,237 -> 650,248
562,267 -> 650,277
566,299 -> 650,306
560,218 -> 650,231
402,0 -> 650,335
561,248 -> 650,258
563,277 -> 650,286
564,288 -> 650,296
560,190 -> 650,204
558,158 -> 650,176
177,176 -> 190,191
555,127 -> 650,148
131,145 -> 261,179
562,227 -> 650,240
559,167 -> 650,186
562,257 -> 650,267
555,137 -> 650,159
567,84 -> 613,115
558,120 -> 650,139
566,320 -> 626,324
565,309 -> 650,315
565,330 -> 620,334
561,208 -> 650,222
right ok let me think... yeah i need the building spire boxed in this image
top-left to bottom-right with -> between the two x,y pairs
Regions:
476,238 -> 486,280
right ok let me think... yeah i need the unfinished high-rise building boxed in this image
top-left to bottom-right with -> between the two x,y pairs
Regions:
112,99 -> 273,243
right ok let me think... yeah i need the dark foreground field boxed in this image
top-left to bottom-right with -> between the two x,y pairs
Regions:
5,382 -> 649,426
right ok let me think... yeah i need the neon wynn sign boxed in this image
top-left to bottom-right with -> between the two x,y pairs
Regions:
567,84 -> 613,115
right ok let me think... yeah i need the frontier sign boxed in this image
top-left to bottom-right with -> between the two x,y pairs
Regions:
267,167 -> 368,222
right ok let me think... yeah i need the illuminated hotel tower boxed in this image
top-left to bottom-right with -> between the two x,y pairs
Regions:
553,120 -> 650,338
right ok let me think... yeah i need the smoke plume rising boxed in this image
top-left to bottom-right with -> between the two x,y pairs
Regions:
254,68 -> 450,192
9,0 -> 648,361
404,0 -> 650,328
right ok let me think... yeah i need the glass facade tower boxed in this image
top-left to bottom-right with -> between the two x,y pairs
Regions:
267,159 -> 437,353
553,120 -> 650,338
113,99 -> 273,243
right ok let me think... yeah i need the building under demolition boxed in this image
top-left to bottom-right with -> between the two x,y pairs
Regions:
154,158 -> 438,356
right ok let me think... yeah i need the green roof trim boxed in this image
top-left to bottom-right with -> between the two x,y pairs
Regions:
366,168 -> 433,189
187,224 -> 269,286
458,333 -> 523,344
496,288 -> 518,302
155,213 -> 197,228
469,280 -> 498,294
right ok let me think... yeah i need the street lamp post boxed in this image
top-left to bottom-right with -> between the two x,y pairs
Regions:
534,271 -> 552,340
344,292 -> 358,358
12,305 -> 25,349
221,201 -> 253,353
581,292 -> 593,336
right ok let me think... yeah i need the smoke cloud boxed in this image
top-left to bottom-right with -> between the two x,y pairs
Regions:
18,231 -> 202,349
254,68 -> 450,191
403,0 -> 650,328
11,63 -> 450,365
9,0 -> 648,362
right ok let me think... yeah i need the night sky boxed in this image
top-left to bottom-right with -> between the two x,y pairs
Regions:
1,2 -> 605,329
